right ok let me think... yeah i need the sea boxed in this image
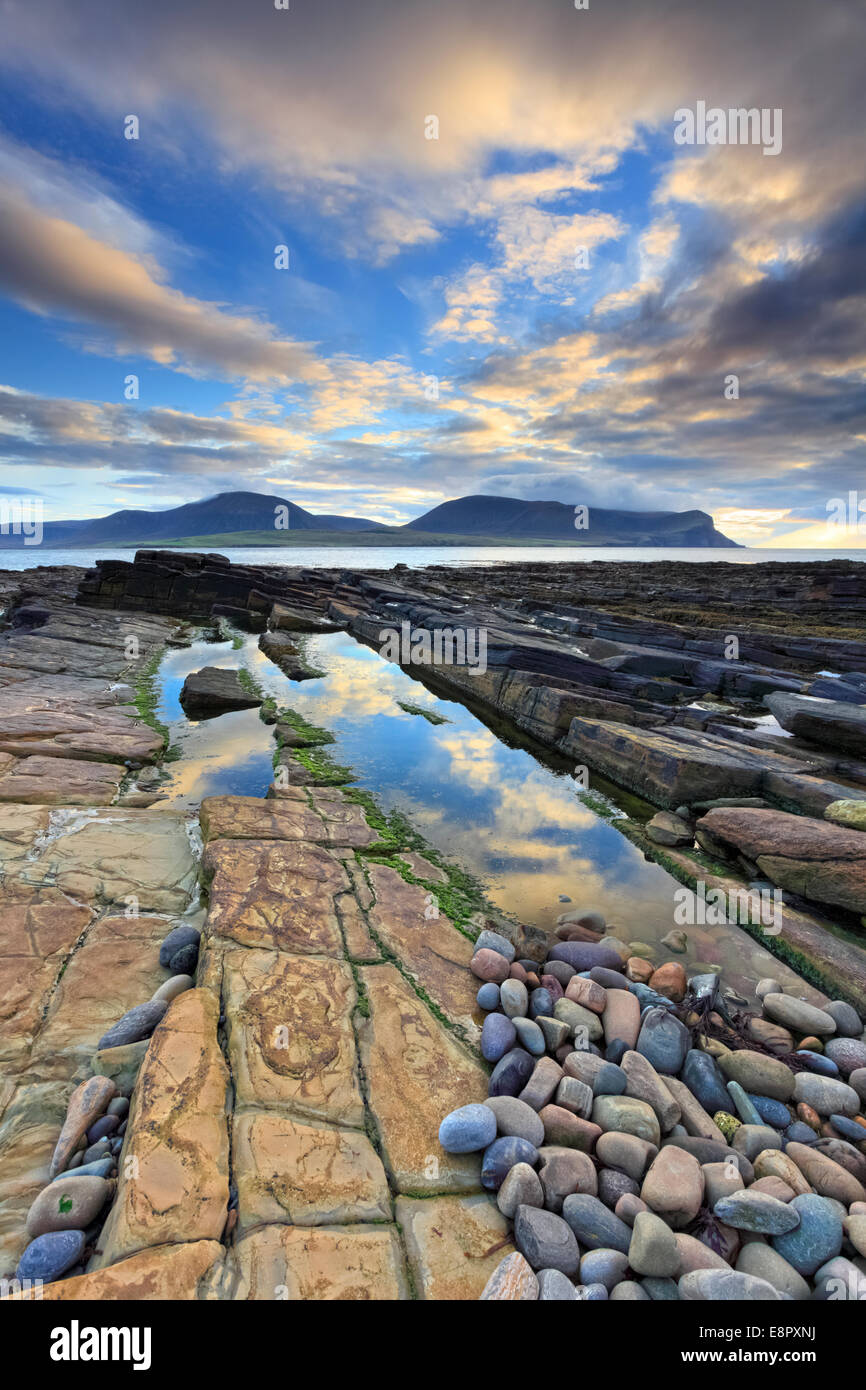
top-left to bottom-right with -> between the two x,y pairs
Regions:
1,545 -> 865,572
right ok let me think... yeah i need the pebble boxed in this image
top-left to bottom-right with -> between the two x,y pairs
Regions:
616,1193 -> 649,1226
517,1056 -> 563,1110
679,1269 -> 786,1300
732,1124 -> 782,1163
497,1163 -> 544,1219
514,1205 -> 580,1275
475,928 -> 515,962
635,1008 -> 690,1075
86,1114 -> 120,1144
475,982 -> 500,1011
713,1190 -> 800,1235
629,1210 -> 681,1277
512,1017 -> 546,1055
786,1121 -> 819,1144
736,1243 -> 810,1300
106,1097 -> 129,1119
481,1136 -> 539,1189
540,975 -> 564,1004
828,1113 -> 866,1143
771,1194 -> 843,1275
540,1104 -> 600,1151
605,1039 -> 629,1065
83,1138 -> 113,1165
713,1111 -> 741,1144
641,1146 -> 704,1228
562,1194 -> 632,1253
470,948 -> 511,984
488,1047 -> 534,1098
484,1096 -> 545,1147
824,1000 -> 863,1037
595,1131 -> 657,1182
152,973 -> 194,1004
549,942 -> 624,971
589,967 -> 630,991
747,1093 -> 792,1129
609,1280 -> 650,1300
499,979 -> 528,1018
543,961 -> 575,988
725,1081 -> 763,1126
648,963 -> 687,1003
796,1050 -> 839,1078
660,930 -> 688,954
681,1051 -> 729,1115
16,1229 -> 87,1284
97,999 -> 168,1051
824,1037 -> 866,1076
702,1161 -> 743,1208
481,1013 -> 517,1062
719,1050 -> 795,1103
756,977 -> 783,1000
168,942 -> 199,975
574,1282 -> 608,1300
642,1276 -> 681,1300
761,993 -> 837,1036
158,924 -> 200,969
537,1149 -> 597,1213
592,1062 -> 627,1097
593,1095 -> 660,1147
26,1176 -> 111,1238
49,1075 -> 116,1178
554,1076 -> 593,1118
528,988 -> 554,1020
598,1168 -> 639,1209
793,1072 -> 860,1117
52,1158 -> 115,1181
537,1268 -> 577,1300
850,1068 -> 866,1103
480,1251 -> 539,1300
579,1248 -> 629,1290
438,1103 -> 497,1153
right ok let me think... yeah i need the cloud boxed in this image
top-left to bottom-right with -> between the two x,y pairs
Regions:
0,186 -> 324,383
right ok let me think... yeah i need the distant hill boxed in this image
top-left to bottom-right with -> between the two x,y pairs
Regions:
0,489 -> 740,548
407,495 -> 739,546
0,491 -> 387,548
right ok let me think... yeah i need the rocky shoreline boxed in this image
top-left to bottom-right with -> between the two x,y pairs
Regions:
1,549 -> 866,1302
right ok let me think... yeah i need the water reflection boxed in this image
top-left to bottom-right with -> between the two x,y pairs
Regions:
152,629 -> 817,998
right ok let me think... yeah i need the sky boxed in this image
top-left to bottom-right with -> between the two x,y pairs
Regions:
0,0 -> 863,547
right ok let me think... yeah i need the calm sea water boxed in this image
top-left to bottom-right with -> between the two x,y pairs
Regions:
1,544 -> 865,571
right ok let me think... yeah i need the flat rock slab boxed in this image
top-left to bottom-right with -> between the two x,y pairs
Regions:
0,1080 -> 71,1276
29,915 -> 174,1081
365,863 -> 479,1042
200,794 -> 375,850
698,807 -> 866,915
358,964 -> 488,1194
31,1240 -> 226,1301
231,1222 -> 410,1300
767,692 -> 866,757
90,989 -> 230,1269
232,1109 -> 391,1232
46,810 -> 198,913
222,948 -> 363,1126
203,839 -> 348,956
0,706 -> 162,765
0,755 -> 126,805
0,896 -> 93,1067
179,667 -> 261,719
396,1194 -> 514,1300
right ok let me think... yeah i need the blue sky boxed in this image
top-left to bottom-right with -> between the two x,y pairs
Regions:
0,0 -> 863,545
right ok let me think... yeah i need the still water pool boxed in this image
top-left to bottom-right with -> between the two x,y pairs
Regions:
151,628 -> 810,997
